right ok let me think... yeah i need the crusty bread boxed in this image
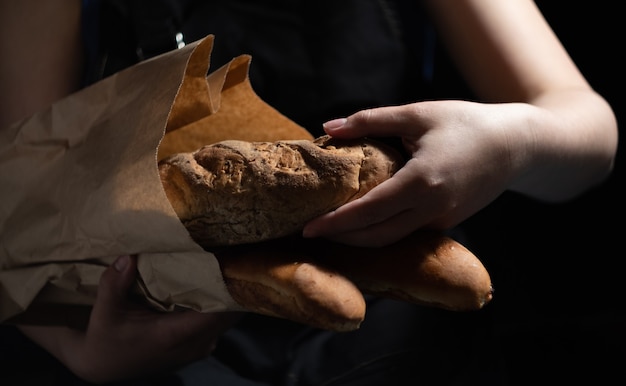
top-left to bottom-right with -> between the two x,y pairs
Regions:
313,232 -> 494,311
158,135 -> 404,247
214,242 -> 366,332
214,232 -> 492,331
158,135 -> 493,330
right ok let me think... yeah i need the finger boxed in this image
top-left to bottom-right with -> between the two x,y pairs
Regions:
156,310 -> 243,359
303,182 -> 405,238
322,209 -> 421,247
323,105 -> 428,139
93,255 -> 138,318
303,166 -> 418,237
159,309 -> 242,341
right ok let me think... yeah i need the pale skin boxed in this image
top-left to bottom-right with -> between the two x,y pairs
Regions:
2,1 -> 242,383
303,0 -> 618,246
1,0 -> 618,382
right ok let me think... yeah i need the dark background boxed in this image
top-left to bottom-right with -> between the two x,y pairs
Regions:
494,1 -> 625,319
2,2 -> 623,385
459,2 -> 625,383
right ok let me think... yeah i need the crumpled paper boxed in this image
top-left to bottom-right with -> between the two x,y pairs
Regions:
0,35 -> 313,324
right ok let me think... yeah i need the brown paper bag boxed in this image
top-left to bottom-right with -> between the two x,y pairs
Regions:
0,35 -> 312,325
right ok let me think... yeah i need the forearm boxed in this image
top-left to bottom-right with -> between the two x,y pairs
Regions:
0,0 -> 83,129
423,0 -> 618,201
507,88 -> 617,202
18,324 -> 89,378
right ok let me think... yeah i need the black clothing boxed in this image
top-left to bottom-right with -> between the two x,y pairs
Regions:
3,1 -> 624,385
91,0 -> 437,136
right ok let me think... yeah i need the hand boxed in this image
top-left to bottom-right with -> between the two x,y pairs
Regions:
303,101 -> 529,247
19,255 -> 242,383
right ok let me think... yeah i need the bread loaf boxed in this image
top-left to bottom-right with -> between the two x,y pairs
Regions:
158,135 -> 493,330
214,243 -> 366,332
158,135 -> 404,247
214,232 -> 492,331
314,232 -> 494,311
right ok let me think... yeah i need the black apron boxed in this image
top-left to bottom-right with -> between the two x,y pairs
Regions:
90,0 -> 435,136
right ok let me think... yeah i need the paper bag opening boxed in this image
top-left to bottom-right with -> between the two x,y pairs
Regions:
0,34 -> 311,325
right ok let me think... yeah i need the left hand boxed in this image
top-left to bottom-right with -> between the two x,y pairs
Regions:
303,100 -> 528,247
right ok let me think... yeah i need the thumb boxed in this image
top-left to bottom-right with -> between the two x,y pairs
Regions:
94,255 -> 138,313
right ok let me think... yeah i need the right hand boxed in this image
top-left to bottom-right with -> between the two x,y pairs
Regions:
19,255 -> 243,383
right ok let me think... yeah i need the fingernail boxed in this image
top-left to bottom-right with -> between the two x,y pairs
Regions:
323,118 -> 347,130
114,255 -> 130,272
302,224 -> 317,238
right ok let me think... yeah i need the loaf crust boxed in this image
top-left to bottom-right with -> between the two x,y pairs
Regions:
158,135 -> 404,247
314,232 -> 494,311
214,232 -> 492,331
158,136 -> 493,329
214,242 -> 367,332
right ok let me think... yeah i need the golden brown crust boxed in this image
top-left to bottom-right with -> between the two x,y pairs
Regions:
214,242 -> 366,331
314,232 -> 494,311
159,136 -> 492,329
158,135 -> 404,247
214,232 -> 492,331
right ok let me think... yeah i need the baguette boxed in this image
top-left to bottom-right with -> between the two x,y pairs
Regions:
213,232 -> 492,331
158,136 -> 493,330
313,232 -> 494,311
158,135 -> 404,247
214,243 -> 366,332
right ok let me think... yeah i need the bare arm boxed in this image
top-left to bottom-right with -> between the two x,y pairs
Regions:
2,3 -> 244,381
0,0 -> 84,129
304,0 -> 618,246
422,0 -> 618,200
